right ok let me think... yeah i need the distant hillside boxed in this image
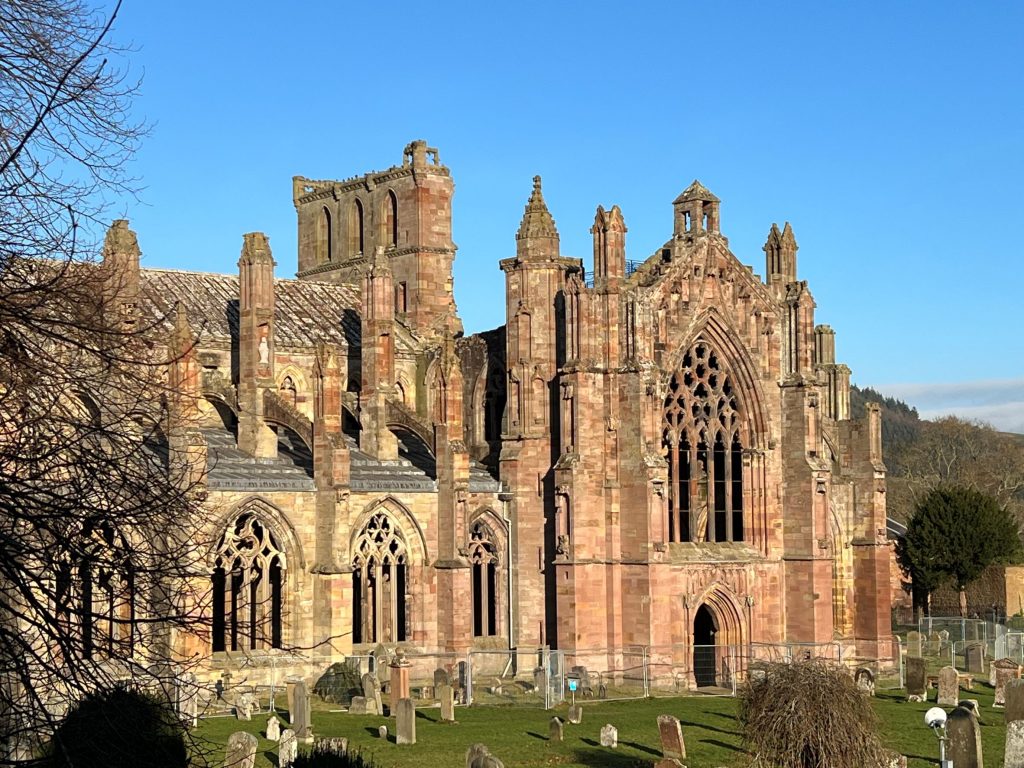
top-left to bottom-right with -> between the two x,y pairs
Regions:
850,384 -> 922,467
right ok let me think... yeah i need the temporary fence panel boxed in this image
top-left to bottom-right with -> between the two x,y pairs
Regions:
467,648 -> 553,708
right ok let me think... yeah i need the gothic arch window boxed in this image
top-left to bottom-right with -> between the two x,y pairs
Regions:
318,206 -> 333,263
385,190 -> 398,247
352,511 -> 408,644
662,341 -> 745,543
212,514 -> 286,652
351,199 -> 365,256
483,358 -> 505,444
467,520 -> 499,637
280,376 -> 297,407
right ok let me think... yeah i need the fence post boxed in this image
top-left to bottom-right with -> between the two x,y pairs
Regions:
642,646 -> 650,698
466,653 -> 474,706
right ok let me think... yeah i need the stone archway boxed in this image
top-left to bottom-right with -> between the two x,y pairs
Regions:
693,604 -> 719,687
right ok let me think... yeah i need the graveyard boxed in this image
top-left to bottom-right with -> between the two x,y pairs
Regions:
194,683 -> 1011,768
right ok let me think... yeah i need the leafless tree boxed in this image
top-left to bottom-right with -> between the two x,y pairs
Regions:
0,1 -> 211,760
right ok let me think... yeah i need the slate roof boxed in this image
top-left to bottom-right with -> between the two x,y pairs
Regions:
140,269 -> 362,349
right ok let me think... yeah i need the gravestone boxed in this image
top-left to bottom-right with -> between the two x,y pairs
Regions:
266,714 -> 281,741
597,683 -> 608,699
567,704 -> 582,724
390,656 -> 412,708
439,683 -> 455,722
396,698 -> 416,745
378,725 -> 388,739
317,737 -> 348,755
466,743 -> 505,768
600,724 -> 618,748
372,643 -> 389,672
279,729 -> 297,768
1006,679 -> 1024,723
435,667 -> 451,687
939,629 -> 950,649
994,658 -> 1022,707
457,661 -> 469,690
938,665 -> 960,706
224,732 -> 258,768
235,692 -> 255,721
855,667 -> 875,696
490,678 -> 503,695
176,672 -> 198,728
907,630 -> 923,658
930,631 -> 943,654
905,656 -> 927,702
285,676 -> 302,716
947,705 -> 984,768
966,642 -> 985,674
657,714 -> 686,760
549,716 -> 563,742
653,761 -> 685,768
1006,720 -> 1024,768
534,667 -> 548,692
291,680 -> 312,742
348,696 -> 367,715
362,673 -> 382,715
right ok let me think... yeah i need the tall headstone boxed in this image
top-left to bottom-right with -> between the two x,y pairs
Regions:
994,658 -> 1022,707
534,667 -> 548,692
396,698 -> 416,745
600,724 -> 618,748
907,631 -> 923,658
291,680 -> 312,742
906,656 -> 927,702
966,642 -> 985,674
947,705 -> 984,768
176,672 -> 199,728
1005,720 -> 1024,768
362,673 -> 382,715
1007,679 -> 1024,724
930,631 -> 943,655
549,716 -> 563,742
266,714 -> 281,741
285,677 -> 302,716
434,668 -> 451,687
938,665 -> 960,707
657,714 -> 686,761
224,732 -> 258,768
439,683 -> 456,722
279,729 -> 297,768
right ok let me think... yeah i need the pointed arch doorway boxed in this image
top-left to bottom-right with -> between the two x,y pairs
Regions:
693,604 -> 719,688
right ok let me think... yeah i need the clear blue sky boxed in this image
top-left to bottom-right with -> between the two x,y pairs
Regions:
108,2 -> 1024,428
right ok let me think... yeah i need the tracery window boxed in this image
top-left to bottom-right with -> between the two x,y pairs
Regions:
352,511 -> 408,644
467,521 -> 499,637
212,514 -> 285,652
662,342 -> 745,543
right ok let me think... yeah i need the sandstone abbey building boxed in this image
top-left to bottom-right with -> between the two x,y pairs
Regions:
105,140 -> 892,686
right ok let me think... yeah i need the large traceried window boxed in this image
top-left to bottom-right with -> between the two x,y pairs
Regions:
212,514 -> 285,652
352,512 -> 408,644
468,520 -> 499,637
662,341 -> 745,543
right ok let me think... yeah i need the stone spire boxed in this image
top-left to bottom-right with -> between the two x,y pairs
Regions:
764,221 -> 798,285
516,176 -> 560,260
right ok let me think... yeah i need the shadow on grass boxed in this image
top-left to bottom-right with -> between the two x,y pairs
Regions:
525,732 -> 547,741
415,710 -> 437,722
679,718 -> 741,737
263,751 -> 280,767
700,738 -> 744,753
621,741 -> 660,756
571,747 -> 652,767
363,726 -> 394,743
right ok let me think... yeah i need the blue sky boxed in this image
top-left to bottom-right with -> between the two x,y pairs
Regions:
108,2 -> 1024,430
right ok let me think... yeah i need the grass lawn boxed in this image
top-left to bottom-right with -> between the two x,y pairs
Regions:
193,686 -> 1008,768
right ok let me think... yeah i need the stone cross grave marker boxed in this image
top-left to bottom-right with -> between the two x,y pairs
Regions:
600,724 -> 618,748
906,656 -> 927,701
947,705 -> 984,768
1006,720 -> 1024,768
938,665 -> 960,707
995,658 -> 1022,707
549,716 -> 563,742
279,729 -> 297,768
224,732 -> 258,768
439,683 -> 455,722
907,630 -> 923,658
396,698 -> 416,745
266,714 -> 281,741
657,714 -> 686,760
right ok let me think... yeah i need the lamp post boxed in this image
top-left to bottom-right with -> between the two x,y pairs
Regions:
924,707 -> 951,768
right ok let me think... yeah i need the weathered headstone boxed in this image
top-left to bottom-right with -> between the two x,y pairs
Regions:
1005,720 -> 1024,768
938,665 -> 960,706
434,667 -> 451,687
439,683 -> 455,722
285,676 -> 302,716
549,716 -> 563,742
279,729 -> 297,768
235,692 -> 255,721
534,667 -> 548,692
855,667 -> 875,696
600,724 -> 617,748
1007,679 -> 1024,723
362,673 -> 382,715
905,656 -> 927,702
266,714 -> 281,741
396,698 -> 416,745
291,680 -> 312,742
224,732 -> 258,768
466,743 -> 505,768
930,631 -> 943,655
995,658 -> 1022,707
907,630 -> 923,658
567,704 -> 582,724
947,705 -> 984,768
349,696 -> 367,714
939,629 -> 950,649
966,642 -> 985,674
175,672 -> 199,728
657,714 -> 686,760
378,725 -> 388,739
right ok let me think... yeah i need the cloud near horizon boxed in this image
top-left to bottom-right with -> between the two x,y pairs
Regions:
875,378 -> 1024,434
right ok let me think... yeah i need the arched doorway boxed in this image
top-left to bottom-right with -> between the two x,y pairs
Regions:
693,604 -> 718,687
